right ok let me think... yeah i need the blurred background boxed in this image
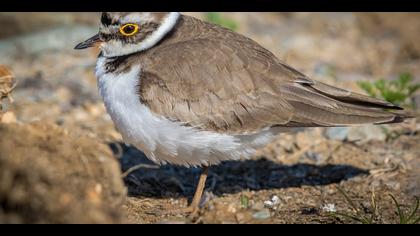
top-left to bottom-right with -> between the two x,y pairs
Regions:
0,13 -> 419,224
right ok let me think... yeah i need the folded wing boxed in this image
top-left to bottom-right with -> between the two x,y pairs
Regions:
139,37 -> 409,135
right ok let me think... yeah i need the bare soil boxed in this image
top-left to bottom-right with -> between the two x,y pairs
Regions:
0,122 -> 126,223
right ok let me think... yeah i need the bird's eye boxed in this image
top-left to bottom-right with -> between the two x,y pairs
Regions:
119,24 -> 139,36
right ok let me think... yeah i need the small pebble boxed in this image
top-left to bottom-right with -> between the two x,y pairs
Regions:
0,111 -> 17,124
385,181 -> 401,191
325,127 -> 349,141
322,203 -> 337,213
304,151 -> 325,164
227,203 -> 237,213
264,195 -> 281,209
252,209 -> 271,220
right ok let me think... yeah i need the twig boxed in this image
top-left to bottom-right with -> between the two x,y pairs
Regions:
121,164 -> 159,178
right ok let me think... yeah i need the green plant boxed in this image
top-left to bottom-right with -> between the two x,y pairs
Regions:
205,12 -> 238,31
357,72 -> 420,107
330,187 -> 378,224
329,187 -> 420,224
390,194 -> 420,224
240,194 -> 250,209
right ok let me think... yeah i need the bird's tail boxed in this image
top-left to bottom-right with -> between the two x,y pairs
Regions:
282,80 -> 414,127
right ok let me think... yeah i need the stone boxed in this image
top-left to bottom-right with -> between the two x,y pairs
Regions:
325,127 -> 349,141
252,209 -> 271,220
321,203 -> 337,213
264,195 -> 281,209
0,111 -> 16,124
347,126 -> 387,142
304,151 -> 325,165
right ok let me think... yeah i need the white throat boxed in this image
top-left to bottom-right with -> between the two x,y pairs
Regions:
101,12 -> 180,58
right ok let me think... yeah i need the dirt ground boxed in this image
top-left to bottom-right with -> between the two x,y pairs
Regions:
0,122 -> 126,223
0,12 -> 419,224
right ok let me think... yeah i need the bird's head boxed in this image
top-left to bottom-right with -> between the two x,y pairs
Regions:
75,12 -> 180,57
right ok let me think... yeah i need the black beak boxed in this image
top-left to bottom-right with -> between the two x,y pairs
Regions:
74,33 -> 102,50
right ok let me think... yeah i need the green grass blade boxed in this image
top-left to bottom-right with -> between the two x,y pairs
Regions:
240,195 -> 249,209
330,212 -> 370,224
407,197 -> 419,224
369,191 -> 377,223
357,81 -> 377,98
390,194 -> 406,224
337,187 -> 359,213
336,187 -> 372,223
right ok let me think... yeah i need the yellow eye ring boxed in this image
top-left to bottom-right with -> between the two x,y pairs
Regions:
119,24 -> 139,36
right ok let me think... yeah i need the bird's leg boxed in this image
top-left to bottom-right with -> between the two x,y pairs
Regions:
188,166 -> 209,215
157,166 -> 209,217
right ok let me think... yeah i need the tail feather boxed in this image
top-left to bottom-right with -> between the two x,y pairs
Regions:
309,81 -> 403,110
281,80 -> 413,127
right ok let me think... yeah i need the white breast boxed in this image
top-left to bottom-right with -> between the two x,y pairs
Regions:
95,57 -> 282,167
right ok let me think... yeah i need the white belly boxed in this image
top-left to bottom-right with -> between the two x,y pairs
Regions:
95,57 -> 281,167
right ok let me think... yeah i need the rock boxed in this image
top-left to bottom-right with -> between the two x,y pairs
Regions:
252,209 -> 271,220
325,127 -> 349,141
385,181 -> 401,191
347,126 -> 387,142
264,195 -> 281,209
0,111 -> 16,124
294,129 -> 324,149
227,203 -> 237,214
277,135 -> 295,152
0,122 -> 126,223
326,126 -> 387,142
321,203 -> 337,213
304,151 -> 325,165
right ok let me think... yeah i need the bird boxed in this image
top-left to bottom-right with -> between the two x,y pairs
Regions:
75,12 -> 411,215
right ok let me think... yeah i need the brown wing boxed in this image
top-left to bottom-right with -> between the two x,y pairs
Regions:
139,37 -> 408,134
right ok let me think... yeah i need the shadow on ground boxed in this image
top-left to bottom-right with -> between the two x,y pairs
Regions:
109,143 -> 368,199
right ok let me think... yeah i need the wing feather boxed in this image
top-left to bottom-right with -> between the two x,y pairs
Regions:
139,34 -> 409,134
